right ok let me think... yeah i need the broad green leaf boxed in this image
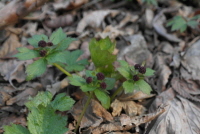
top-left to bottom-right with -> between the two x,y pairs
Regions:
3,124 -> 30,134
68,75 -> 86,86
104,78 -> 115,90
135,79 -> 152,94
26,58 -> 47,80
55,37 -> 76,51
167,16 -> 187,32
123,80 -> 134,93
187,20 -> 198,28
117,67 -> 132,79
28,34 -> 48,48
180,25 -> 187,33
191,14 -> 200,20
27,105 -> 68,134
46,51 -> 66,64
51,93 -> 75,111
26,91 -> 53,110
13,47 -> 40,60
118,60 -> 129,67
94,89 -> 110,109
144,68 -> 155,76
85,70 -> 95,77
63,50 -> 89,72
80,85 -> 96,92
50,28 -> 66,45
89,38 -> 117,76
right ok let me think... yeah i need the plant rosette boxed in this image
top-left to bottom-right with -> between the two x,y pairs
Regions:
69,70 -> 115,109
117,60 -> 155,94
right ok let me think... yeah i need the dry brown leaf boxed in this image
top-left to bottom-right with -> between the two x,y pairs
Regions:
153,8 -> 181,42
0,33 -> 22,57
154,54 -> 171,93
92,121 -> 133,134
6,83 -> 42,106
111,99 -> 146,117
44,14 -> 74,28
0,91 -> 12,106
145,88 -> 200,134
66,0 -> 89,10
181,39 -> 200,81
76,10 -> 119,33
118,90 -> 155,101
171,78 -> 200,102
69,96 -> 113,130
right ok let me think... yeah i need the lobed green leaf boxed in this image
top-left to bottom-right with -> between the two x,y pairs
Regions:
69,75 -> 86,86
94,89 -> 110,109
3,124 -> 30,134
50,28 -> 66,45
28,34 -> 48,48
135,79 -> 152,94
144,68 -> 155,76
123,80 -> 135,93
55,37 -> 76,51
80,85 -> 96,92
46,51 -> 66,64
117,67 -> 132,79
51,93 -> 75,111
14,47 -> 40,60
104,78 -> 116,90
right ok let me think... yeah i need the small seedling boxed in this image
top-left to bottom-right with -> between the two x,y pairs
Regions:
167,15 -> 200,32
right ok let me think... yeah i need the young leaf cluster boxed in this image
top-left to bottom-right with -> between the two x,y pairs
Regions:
69,70 -> 115,109
14,28 -> 88,80
167,15 -> 200,32
117,60 -> 155,94
3,91 -> 75,134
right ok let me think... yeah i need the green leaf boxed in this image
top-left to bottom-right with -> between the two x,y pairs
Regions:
144,68 -> 155,76
80,85 -> 96,92
28,34 -> 48,48
3,124 -> 30,134
69,75 -> 86,86
135,79 -> 152,94
89,38 -> 117,76
55,37 -> 76,51
142,0 -> 157,6
46,51 -> 66,64
63,50 -> 89,72
51,93 -> 75,111
187,20 -> 198,28
167,16 -> 187,32
117,67 -> 132,79
85,70 -> 95,77
191,15 -> 200,20
118,60 -> 129,67
27,105 -> 68,134
26,58 -> 47,80
94,89 -> 110,109
104,78 -> 115,90
25,91 -> 53,110
122,80 -> 134,93
13,47 -> 40,60
50,28 -> 66,45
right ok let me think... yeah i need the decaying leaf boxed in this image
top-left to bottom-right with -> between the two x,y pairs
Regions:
111,99 -> 146,117
69,96 -> 113,130
118,90 -> 155,101
181,39 -> 200,81
171,77 -> 200,102
153,8 -> 182,42
145,88 -> 200,134
154,54 -> 171,93
76,10 -> 119,33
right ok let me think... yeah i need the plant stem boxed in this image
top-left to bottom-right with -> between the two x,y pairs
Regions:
74,91 -> 94,133
53,63 -> 72,77
111,85 -> 123,102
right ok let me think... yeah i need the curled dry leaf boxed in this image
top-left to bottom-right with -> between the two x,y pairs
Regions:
76,10 -> 119,33
44,14 -> 74,29
118,34 -> 153,67
0,91 -> 12,106
145,88 -> 200,134
118,90 -> 155,101
153,8 -> 181,42
171,77 -> 200,102
181,39 -> 200,81
154,54 -> 171,93
69,96 -> 113,129
111,99 -> 146,117
92,121 -> 133,134
66,0 -> 89,10
119,105 -> 165,127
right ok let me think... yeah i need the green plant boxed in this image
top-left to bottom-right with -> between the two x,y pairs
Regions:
4,91 -> 75,134
142,0 -> 157,6
4,28 -> 155,133
167,15 -> 200,32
